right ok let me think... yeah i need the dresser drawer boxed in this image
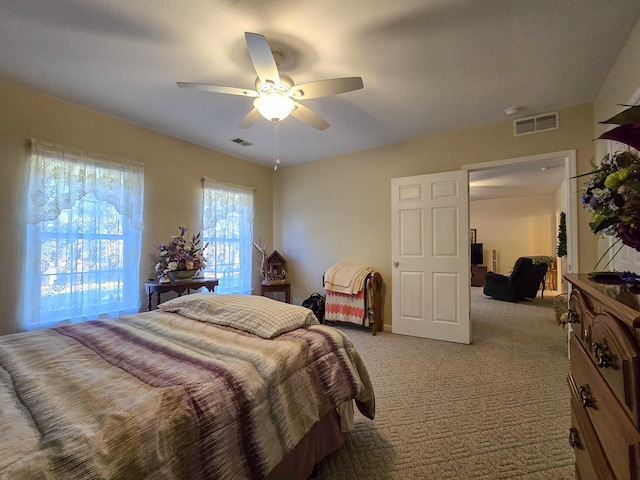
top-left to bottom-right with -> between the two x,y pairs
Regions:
568,373 -> 616,480
566,274 -> 640,480
570,289 -> 596,351
590,311 -> 640,429
570,333 -> 640,480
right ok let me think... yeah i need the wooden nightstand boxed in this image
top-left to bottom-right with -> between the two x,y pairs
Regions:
145,278 -> 218,310
260,280 -> 291,303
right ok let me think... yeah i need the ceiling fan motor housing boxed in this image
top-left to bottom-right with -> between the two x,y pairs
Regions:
255,73 -> 294,95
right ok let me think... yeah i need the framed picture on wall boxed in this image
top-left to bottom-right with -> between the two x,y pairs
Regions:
470,229 -> 477,243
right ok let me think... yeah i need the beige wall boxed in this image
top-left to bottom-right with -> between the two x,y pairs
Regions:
275,14 -> 640,327
593,18 -> 640,265
0,81 -> 273,335
286,15 -> 640,327
470,195 -> 556,275
274,102 -> 596,329
594,17 -> 640,156
2,17 -> 638,335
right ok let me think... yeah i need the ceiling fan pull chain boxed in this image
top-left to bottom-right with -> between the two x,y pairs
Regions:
274,120 -> 281,171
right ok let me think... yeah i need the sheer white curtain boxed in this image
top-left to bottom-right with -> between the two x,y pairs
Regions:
202,178 -> 254,295
22,139 -> 144,330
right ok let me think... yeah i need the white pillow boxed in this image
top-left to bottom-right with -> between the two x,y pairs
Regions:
159,293 -> 319,338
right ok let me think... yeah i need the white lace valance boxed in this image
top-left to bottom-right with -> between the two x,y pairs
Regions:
26,139 -> 145,230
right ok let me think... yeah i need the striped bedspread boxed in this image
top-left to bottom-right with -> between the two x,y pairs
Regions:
0,310 -> 375,479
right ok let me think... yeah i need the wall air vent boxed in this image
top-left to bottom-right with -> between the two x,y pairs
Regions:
231,138 -> 253,147
513,112 -> 558,136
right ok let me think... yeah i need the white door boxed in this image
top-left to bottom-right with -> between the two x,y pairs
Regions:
391,170 -> 471,344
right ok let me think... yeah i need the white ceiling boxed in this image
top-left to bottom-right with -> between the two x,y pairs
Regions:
468,156 -> 567,201
1,1 -> 639,185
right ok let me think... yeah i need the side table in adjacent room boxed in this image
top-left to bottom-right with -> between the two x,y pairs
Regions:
471,265 -> 488,287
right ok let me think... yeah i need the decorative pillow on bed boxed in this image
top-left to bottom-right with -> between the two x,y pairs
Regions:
159,293 -> 320,338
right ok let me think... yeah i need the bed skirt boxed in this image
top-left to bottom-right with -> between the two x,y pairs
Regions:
266,408 -> 349,480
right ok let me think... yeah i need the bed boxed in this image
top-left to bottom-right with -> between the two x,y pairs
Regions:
0,293 -> 375,479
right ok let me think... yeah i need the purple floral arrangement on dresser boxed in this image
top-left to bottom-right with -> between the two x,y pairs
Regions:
580,104 -> 640,257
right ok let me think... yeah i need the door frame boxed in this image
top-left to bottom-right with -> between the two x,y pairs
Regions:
461,150 -> 579,277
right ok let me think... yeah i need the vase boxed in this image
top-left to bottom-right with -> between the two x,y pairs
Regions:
168,270 -> 197,282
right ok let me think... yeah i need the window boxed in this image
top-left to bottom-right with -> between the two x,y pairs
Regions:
202,178 -> 254,295
22,139 -> 144,330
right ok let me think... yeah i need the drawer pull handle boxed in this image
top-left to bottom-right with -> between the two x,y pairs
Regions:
578,384 -> 594,408
568,427 -> 581,449
561,309 -> 580,328
591,339 -> 611,368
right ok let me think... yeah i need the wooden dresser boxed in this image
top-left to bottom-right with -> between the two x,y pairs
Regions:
565,274 -> 640,480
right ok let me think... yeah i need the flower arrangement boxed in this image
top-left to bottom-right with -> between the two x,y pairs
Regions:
579,103 -> 640,261
581,149 -> 640,252
155,226 -> 207,279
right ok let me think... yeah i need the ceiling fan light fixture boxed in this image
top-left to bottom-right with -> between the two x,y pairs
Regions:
254,93 -> 294,122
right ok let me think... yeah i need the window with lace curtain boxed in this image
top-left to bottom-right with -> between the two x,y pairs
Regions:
22,139 -> 144,331
202,178 -> 254,295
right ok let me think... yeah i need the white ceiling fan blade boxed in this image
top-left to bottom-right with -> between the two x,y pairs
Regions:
177,82 -> 258,97
290,102 -> 330,130
289,77 -> 363,100
238,108 -> 263,129
245,32 -> 280,85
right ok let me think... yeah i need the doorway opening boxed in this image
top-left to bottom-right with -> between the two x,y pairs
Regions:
462,150 -> 578,298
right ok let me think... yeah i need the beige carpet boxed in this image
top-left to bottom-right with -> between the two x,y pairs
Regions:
315,287 -> 574,479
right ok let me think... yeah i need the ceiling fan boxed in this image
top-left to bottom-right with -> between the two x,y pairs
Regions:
177,32 -> 363,131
